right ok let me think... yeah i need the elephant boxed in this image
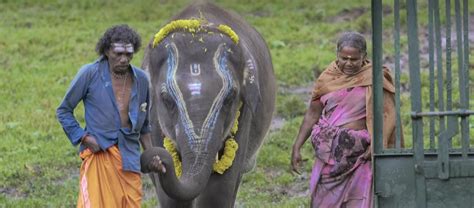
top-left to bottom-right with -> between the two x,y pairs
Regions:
140,1 -> 276,207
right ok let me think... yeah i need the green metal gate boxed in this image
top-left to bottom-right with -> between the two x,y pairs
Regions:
372,0 -> 473,207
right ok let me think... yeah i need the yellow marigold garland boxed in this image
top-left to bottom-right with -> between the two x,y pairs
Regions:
152,19 -> 240,47
217,24 -> 239,44
212,138 -> 238,174
163,104 -> 242,176
163,137 -> 182,177
153,19 -> 201,47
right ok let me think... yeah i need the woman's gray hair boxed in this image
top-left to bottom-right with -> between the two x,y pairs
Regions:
336,32 -> 367,55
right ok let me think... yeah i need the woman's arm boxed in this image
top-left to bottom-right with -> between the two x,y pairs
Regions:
291,99 -> 323,174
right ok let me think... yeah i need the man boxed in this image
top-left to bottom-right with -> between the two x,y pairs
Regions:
56,24 -> 164,207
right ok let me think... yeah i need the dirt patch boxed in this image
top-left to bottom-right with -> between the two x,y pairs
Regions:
0,187 -> 27,198
265,167 -> 310,199
269,116 -> 287,132
327,7 -> 368,23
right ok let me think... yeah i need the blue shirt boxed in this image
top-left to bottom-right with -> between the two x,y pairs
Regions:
56,56 -> 151,173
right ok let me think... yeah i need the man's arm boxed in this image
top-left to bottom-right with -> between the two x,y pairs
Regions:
139,133 -> 153,150
56,66 -> 90,146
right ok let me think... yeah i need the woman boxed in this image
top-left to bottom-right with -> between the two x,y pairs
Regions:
291,32 -> 398,208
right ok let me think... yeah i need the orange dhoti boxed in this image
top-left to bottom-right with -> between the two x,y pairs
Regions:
77,145 -> 142,208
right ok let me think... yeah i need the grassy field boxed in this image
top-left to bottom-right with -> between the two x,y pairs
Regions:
1,0 -> 473,207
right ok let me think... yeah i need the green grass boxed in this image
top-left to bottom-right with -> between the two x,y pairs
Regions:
1,0 -> 473,207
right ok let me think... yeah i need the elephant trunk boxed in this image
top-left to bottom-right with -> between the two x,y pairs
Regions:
154,148 -> 214,201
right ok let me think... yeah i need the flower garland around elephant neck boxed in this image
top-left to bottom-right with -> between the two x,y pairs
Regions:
152,19 -> 239,47
163,103 -> 242,177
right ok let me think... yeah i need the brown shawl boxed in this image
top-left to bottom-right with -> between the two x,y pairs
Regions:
312,60 -> 400,148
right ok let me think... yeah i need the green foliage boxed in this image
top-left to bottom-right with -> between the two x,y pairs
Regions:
276,93 -> 307,119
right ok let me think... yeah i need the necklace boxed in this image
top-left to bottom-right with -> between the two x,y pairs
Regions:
121,74 -> 128,102
113,72 -> 129,111
112,71 -> 128,79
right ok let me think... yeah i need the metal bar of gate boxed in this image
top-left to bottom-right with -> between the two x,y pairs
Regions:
433,0 -> 450,180
371,0 -> 383,155
445,0 -> 457,150
446,0 -> 452,122
407,0 -> 426,207
460,0 -> 471,158
394,0 -> 402,149
412,110 -> 474,117
428,0 -> 436,150
434,0 -> 446,136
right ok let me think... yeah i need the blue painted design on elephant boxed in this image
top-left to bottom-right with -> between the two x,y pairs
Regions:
165,44 -> 200,149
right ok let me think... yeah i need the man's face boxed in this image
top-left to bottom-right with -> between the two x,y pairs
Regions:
105,42 -> 134,74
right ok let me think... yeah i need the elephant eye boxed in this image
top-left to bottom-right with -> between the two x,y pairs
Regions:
224,88 -> 237,105
160,90 -> 176,111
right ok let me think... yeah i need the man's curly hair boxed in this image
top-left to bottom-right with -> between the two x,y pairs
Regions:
95,24 -> 141,56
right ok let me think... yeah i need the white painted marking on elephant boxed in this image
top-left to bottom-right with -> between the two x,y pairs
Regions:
246,59 -> 256,84
246,59 -> 255,70
249,75 -> 255,84
190,63 -> 201,76
188,83 -> 202,96
161,83 -> 167,94
165,43 -> 232,151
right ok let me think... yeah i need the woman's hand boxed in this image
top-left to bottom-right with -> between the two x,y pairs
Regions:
361,145 -> 372,161
291,146 -> 303,174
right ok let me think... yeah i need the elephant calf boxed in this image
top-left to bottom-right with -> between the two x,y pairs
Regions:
140,1 -> 276,207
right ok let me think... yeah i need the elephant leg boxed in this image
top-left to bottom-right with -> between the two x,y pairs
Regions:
150,173 -> 193,208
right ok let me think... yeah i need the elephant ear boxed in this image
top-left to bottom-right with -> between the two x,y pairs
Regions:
140,41 -> 153,73
241,49 -> 261,114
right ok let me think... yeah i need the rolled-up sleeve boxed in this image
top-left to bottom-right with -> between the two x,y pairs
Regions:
56,65 -> 90,146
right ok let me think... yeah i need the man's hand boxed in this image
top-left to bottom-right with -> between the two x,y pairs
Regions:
148,155 -> 166,173
81,135 -> 101,153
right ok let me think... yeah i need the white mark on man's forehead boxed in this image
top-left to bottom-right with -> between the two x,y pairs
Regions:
112,43 -> 134,53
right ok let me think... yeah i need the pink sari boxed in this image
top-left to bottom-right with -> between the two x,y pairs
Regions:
310,86 -> 372,208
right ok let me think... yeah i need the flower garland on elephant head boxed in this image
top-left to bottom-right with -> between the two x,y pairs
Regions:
152,18 -> 239,47
163,103 -> 242,177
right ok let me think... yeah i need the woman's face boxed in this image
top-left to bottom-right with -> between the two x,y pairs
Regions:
336,46 -> 366,75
